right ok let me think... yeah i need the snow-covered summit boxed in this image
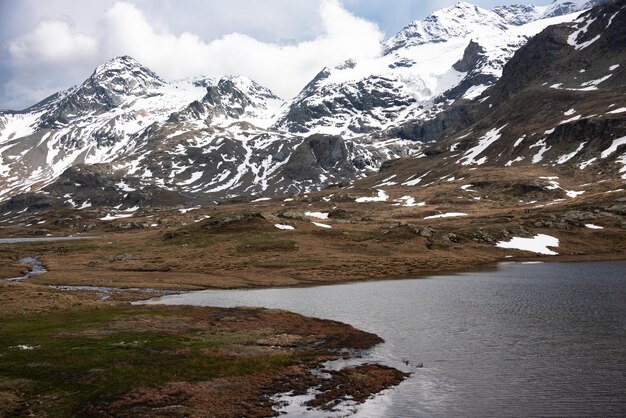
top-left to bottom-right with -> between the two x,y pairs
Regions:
381,1 -> 598,54
383,2 -> 514,54
541,0 -> 604,18
89,56 -> 165,95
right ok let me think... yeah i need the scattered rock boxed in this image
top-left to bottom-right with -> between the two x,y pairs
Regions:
279,210 -> 310,222
417,227 -> 434,237
446,233 -> 461,243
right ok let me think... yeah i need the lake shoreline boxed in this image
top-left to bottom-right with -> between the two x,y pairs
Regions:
139,260 -> 626,417
0,285 -> 409,417
2,246 -> 625,299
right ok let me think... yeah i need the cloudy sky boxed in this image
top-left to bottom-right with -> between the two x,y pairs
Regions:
0,0 -> 552,109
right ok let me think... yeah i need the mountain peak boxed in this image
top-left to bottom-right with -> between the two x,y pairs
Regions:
94,55 -> 143,74
542,0 -> 605,18
89,55 -> 165,93
381,0 -> 603,55
383,2 -> 504,54
448,2 -> 482,11
217,75 -> 282,101
33,56 -> 167,125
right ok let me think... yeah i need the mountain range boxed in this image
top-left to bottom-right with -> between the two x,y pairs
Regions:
0,0 -> 624,215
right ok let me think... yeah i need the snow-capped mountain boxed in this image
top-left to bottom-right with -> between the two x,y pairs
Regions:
0,55 -> 404,207
274,1 -> 602,137
390,0 -> 625,178
0,56 -> 206,200
0,0 -> 621,212
383,0 -> 603,52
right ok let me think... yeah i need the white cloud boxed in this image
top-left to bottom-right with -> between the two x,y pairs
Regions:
99,0 -> 383,98
7,19 -> 97,65
2,0 -> 383,107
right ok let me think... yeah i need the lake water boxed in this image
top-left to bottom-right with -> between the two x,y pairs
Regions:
143,261 -> 626,417
0,236 -> 93,244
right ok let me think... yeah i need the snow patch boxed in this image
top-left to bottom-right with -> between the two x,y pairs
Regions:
505,156 -> 525,166
100,213 -> 134,221
355,189 -> 389,203
556,142 -> 585,164
424,212 -> 467,219
394,196 -> 424,207
567,16 -> 600,50
496,234 -> 559,255
179,206 -> 201,214
463,84 -> 489,100
274,224 -> 295,230
580,74 -> 612,88
601,136 -> 626,158
402,171 -> 430,187
579,157 -> 597,169
565,190 -> 584,198
559,114 -> 581,125
179,171 -> 204,186
530,139 -> 550,164
513,136 -> 525,147
13,345 -> 38,350
457,125 -> 507,166
312,221 -> 332,229
305,211 -> 329,219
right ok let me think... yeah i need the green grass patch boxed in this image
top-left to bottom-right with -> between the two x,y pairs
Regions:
0,306 -> 298,416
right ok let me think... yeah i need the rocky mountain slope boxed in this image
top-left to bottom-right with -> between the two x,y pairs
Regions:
382,0 -> 625,182
0,0 -> 622,218
0,55 -> 411,209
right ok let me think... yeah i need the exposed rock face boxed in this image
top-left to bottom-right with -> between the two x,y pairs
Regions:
453,41 -> 486,73
490,0 -> 625,106
275,72 -> 419,135
386,105 -> 472,143
41,164 -> 188,210
283,135 -> 355,182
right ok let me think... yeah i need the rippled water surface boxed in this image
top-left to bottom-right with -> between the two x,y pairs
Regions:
145,261 -> 626,417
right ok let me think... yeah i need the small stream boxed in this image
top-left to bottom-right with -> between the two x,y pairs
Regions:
3,257 -> 179,301
1,237 -> 177,301
4,257 -> 47,282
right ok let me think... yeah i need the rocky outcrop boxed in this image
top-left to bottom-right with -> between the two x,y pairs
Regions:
283,135 -> 355,182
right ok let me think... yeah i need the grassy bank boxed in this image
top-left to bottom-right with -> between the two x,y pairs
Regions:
0,300 -> 405,417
